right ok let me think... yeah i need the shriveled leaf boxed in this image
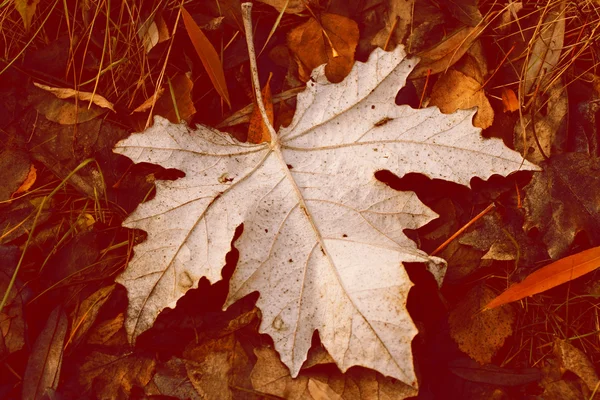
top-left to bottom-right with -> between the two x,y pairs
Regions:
33,82 -> 115,112
522,1 -> 566,96
449,285 -> 515,364
182,7 -> 231,108
251,346 -> 418,399
114,46 -> 536,385
22,307 -> 68,400
485,245 -> 600,310
248,76 -> 273,143
522,153 -> 600,259
409,24 -> 485,79
287,13 -> 359,83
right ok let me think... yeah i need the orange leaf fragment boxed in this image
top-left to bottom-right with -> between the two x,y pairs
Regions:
501,88 -> 518,112
12,164 -> 36,197
485,245 -> 600,310
247,74 -> 273,144
182,7 -> 231,108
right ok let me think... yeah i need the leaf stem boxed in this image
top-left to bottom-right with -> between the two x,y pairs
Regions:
241,3 -> 279,149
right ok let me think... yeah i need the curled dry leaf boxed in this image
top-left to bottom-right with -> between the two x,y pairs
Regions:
114,46 -> 536,386
449,285 -> 515,364
34,82 -> 115,112
287,13 -> 359,83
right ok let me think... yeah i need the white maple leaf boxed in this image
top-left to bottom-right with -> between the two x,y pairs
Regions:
114,46 -> 537,387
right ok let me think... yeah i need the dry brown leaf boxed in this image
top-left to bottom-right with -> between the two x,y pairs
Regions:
0,150 -> 33,201
79,352 -> 156,398
22,307 -> 68,400
501,88 -> 519,112
67,284 -> 115,349
153,73 -> 197,123
183,334 -> 252,400
369,0 -> 415,50
258,0 -> 307,13
485,245 -> 600,310
287,13 -> 359,83
33,92 -> 107,125
409,24 -> 486,79
522,1 -> 566,96
15,0 -> 40,32
251,346 -> 419,399
33,83 -> 115,112
182,6 -> 231,108
132,88 -> 165,114
554,339 -> 599,393
0,258 -> 25,355
138,13 -> 170,53
449,285 -> 515,364
86,313 -> 126,346
247,75 -> 273,143
428,65 -> 493,128
522,153 -> 600,259
514,80 -> 568,164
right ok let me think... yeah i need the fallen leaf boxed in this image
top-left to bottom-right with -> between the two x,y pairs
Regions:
150,358 -> 201,400
369,0 -> 415,50
86,313 -> 126,346
448,357 -> 541,386
12,164 -> 37,197
444,0 -> 483,26
0,250 -> 25,355
485,245 -> 600,310
514,80 -> 568,164
138,13 -> 170,53
449,285 -> 515,364
522,1 -> 566,96
66,284 -> 116,349
247,75 -> 273,143
132,88 -> 165,114
34,82 -> 115,112
287,13 -> 359,83
32,90 -> 107,125
15,0 -> 41,32
22,307 -> 68,400
114,46 -> 536,386
182,6 -> 231,108
409,24 -> 486,79
522,153 -> 600,259
0,150 -> 33,201
554,339 -> 599,393
258,0 -> 306,14
428,59 -> 494,128
501,88 -> 519,112
152,73 -> 197,123
251,346 -> 418,399
183,334 -> 252,400
79,352 -> 156,399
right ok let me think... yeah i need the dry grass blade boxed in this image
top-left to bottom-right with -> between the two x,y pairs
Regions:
181,6 -> 231,108
485,245 -> 600,310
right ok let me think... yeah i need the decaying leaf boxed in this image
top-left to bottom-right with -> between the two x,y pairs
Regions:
251,346 -> 419,399
449,285 -> 515,364
287,13 -> 359,83
523,152 -> 600,259
0,252 -> 25,355
554,339 -> 599,393
138,13 -> 170,53
369,0 -> 415,50
484,245 -> 600,310
0,150 -> 33,201
522,1 -> 566,96
79,352 -> 156,398
67,284 -> 116,349
22,307 -> 68,400
114,46 -> 536,386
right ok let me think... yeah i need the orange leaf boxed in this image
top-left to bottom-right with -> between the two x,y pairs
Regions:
501,88 -> 519,113
12,164 -> 37,197
247,75 -> 273,144
181,6 -> 231,108
485,245 -> 600,310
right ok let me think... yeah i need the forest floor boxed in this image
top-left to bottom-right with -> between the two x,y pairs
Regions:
1,0 -> 600,399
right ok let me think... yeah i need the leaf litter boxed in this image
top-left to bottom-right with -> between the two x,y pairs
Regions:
113,6 -> 537,389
